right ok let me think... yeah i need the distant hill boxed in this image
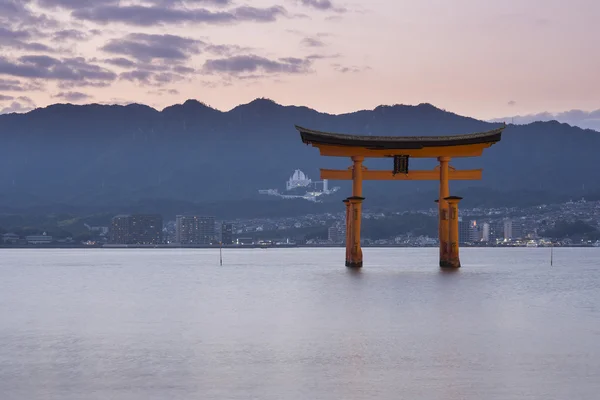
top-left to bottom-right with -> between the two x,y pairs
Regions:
0,98 -> 597,217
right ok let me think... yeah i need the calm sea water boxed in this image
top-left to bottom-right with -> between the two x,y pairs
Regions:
1,248 -> 599,400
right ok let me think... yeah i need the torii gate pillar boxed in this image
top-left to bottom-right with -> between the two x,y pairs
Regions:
343,198 -> 351,265
444,196 -> 463,268
346,156 -> 365,268
438,156 -> 451,267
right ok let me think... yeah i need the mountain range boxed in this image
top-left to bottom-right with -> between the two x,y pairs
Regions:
0,98 -> 598,218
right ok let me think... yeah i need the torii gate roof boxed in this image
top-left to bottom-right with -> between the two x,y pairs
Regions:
296,124 -> 504,158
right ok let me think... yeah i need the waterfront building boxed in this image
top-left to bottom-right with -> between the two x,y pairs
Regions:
176,215 -> 215,245
130,215 -> 163,244
26,233 -> 53,245
110,215 -> 131,244
110,214 -> 163,244
459,217 -> 470,244
328,225 -> 341,244
504,218 -> 524,241
482,222 -> 491,242
221,222 -> 234,245
469,220 -> 480,242
2,233 -> 19,244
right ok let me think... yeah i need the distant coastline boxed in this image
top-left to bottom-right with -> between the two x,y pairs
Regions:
1,243 -> 598,249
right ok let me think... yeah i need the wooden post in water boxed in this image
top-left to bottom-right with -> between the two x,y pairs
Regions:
220,241 -> 223,266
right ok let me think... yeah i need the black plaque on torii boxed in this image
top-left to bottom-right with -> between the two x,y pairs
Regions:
393,155 -> 409,175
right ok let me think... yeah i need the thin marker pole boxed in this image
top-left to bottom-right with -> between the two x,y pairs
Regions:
550,244 -> 553,266
220,241 -> 223,266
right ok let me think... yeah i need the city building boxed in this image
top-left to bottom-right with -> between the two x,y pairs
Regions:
503,219 -> 512,241
489,220 -> 504,243
221,222 -> 234,245
458,217 -> 470,244
110,214 -> 163,244
236,238 -> 253,245
2,233 -> 19,244
26,233 -> 53,245
482,222 -> 490,242
110,215 -> 131,244
503,218 -> 524,241
328,225 -> 341,243
176,215 -> 215,245
513,221 -> 524,240
469,220 -> 480,242
130,215 -> 163,244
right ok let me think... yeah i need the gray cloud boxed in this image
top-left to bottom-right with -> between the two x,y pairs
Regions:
101,33 -> 204,62
172,65 -> 195,74
17,95 -> 35,105
99,34 -> 252,86
119,69 -> 186,86
103,57 -> 137,68
490,109 -> 600,132
203,54 -> 312,75
143,0 -> 232,6
0,94 -> 14,101
57,80 -> 111,89
1,0 -> 58,29
297,0 -> 346,12
307,53 -> 341,59
331,63 -> 370,73
147,88 -> 180,96
204,44 -> 251,56
37,0 -> 118,9
508,100 -> 516,106
0,26 -> 55,52
52,91 -> 92,101
99,33 -> 206,85
120,70 -> 153,83
0,95 -> 36,114
0,55 -> 117,85
301,37 -> 325,47
0,26 -> 29,40
0,77 -> 44,91
73,4 -> 287,26
0,0 -> 29,15
0,0 -> 33,23
52,29 -> 90,42
154,72 -> 184,83
1,101 -> 34,114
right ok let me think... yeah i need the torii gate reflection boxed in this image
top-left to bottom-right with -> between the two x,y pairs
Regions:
296,125 -> 504,269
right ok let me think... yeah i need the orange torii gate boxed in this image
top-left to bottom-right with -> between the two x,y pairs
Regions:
296,125 -> 504,269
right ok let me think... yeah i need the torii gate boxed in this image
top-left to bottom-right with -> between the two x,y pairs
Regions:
296,125 -> 504,268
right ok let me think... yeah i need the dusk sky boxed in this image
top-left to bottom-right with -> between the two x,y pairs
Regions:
1,0 -> 598,121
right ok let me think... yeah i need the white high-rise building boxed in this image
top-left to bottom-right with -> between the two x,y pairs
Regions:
482,223 -> 490,242
504,219 -> 513,240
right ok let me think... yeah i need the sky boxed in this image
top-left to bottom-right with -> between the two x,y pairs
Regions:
1,0 -> 599,122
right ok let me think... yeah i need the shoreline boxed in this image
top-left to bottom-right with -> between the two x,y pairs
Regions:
1,244 -> 598,249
